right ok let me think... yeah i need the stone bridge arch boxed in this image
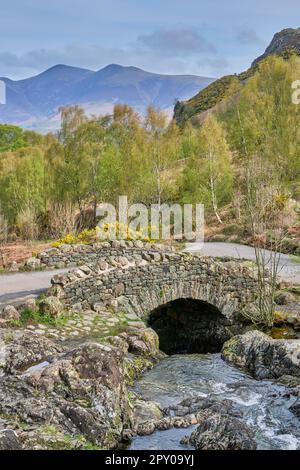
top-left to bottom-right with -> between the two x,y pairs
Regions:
116,278 -> 251,354
51,250 -> 258,352
50,249 -> 260,353
117,278 -> 241,322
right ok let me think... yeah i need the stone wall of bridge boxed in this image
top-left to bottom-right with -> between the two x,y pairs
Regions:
49,250 -> 260,325
27,240 -> 173,270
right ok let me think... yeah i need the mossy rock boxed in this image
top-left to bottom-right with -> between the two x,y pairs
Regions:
39,296 -> 64,318
124,356 -> 154,386
270,326 -> 295,340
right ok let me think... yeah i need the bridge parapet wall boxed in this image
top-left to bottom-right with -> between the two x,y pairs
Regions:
50,251 -> 259,323
35,240 -> 174,269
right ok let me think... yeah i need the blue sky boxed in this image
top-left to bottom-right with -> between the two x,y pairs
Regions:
0,0 -> 299,79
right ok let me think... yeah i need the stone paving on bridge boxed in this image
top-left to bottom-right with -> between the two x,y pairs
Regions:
23,307 -> 145,343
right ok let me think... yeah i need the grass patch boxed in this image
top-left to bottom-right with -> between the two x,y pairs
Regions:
284,286 -> 300,297
39,425 -> 101,450
91,316 -> 130,342
105,319 -> 129,337
289,255 -> 300,264
14,308 -> 69,328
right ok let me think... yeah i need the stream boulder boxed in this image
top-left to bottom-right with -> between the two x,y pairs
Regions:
186,413 -> 257,450
119,327 -> 160,358
222,330 -> 300,379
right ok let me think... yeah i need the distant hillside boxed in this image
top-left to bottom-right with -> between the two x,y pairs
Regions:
174,28 -> 300,125
0,64 -> 214,131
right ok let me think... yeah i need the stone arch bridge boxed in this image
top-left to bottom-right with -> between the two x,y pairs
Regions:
49,243 -> 260,353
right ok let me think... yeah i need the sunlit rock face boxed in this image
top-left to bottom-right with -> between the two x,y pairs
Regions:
222,330 -> 300,379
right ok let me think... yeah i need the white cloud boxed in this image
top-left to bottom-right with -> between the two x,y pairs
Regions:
137,28 -> 217,56
236,28 -> 264,46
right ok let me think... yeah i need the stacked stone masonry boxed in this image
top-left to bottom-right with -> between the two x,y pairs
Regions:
49,248 -> 260,325
34,240 -> 174,270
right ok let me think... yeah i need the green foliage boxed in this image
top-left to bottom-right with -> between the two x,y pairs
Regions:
0,147 -> 44,227
0,124 -> 27,152
174,75 -> 242,126
16,308 -> 69,328
0,60 -> 299,245
0,125 -> 48,152
181,115 -> 233,221
222,55 -> 300,194
174,50 -> 300,132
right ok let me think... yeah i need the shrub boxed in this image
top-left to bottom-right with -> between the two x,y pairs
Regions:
52,229 -> 96,247
0,210 -> 8,243
52,224 -> 155,247
16,207 -> 39,240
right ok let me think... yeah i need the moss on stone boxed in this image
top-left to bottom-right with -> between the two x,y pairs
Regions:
270,326 -> 295,339
124,356 -> 154,386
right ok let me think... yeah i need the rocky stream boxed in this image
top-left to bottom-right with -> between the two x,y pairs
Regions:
130,353 -> 300,450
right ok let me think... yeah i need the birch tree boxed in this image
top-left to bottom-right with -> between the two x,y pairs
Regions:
182,115 -> 233,223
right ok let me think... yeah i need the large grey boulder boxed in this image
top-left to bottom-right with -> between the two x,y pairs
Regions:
0,330 -> 62,373
133,399 -> 163,432
222,330 -> 300,379
0,342 -> 133,449
7,261 -> 19,272
119,327 -> 160,357
186,413 -> 257,450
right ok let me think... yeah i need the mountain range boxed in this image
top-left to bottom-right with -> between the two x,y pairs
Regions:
0,64 -> 214,131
